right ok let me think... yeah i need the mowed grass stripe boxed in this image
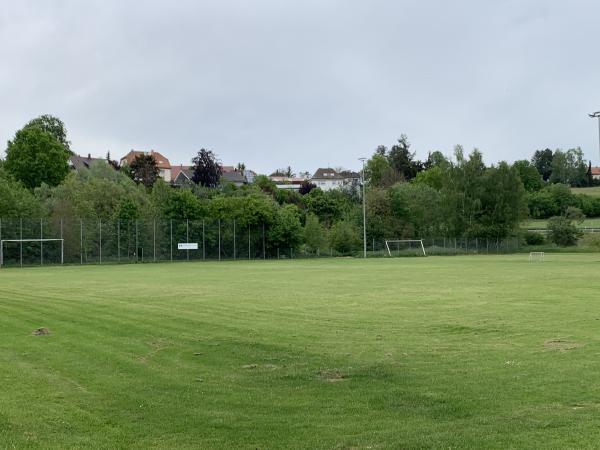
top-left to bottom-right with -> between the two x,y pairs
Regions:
2,256 -> 600,448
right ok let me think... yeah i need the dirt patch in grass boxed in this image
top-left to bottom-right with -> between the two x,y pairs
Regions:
32,327 -> 51,336
242,364 -> 258,369
319,369 -> 346,382
544,339 -> 582,351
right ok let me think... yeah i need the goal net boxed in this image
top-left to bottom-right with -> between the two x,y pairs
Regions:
385,239 -> 426,257
0,239 -> 64,267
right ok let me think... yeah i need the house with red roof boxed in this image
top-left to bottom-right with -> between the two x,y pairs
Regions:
120,150 -> 172,182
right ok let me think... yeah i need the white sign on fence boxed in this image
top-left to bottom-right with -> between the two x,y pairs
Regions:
178,243 -> 198,250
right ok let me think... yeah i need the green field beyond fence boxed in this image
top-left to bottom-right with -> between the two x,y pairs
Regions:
571,186 -> 600,197
522,218 -> 600,229
2,256 -> 600,448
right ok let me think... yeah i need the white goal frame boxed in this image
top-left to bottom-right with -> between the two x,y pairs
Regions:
385,239 -> 427,257
0,239 -> 64,267
529,251 -> 544,263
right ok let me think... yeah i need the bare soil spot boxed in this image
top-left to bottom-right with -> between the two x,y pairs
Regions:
242,364 -> 258,369
319,369 -> 346,382
544,339 -> 582,351
32,327 -> 51,336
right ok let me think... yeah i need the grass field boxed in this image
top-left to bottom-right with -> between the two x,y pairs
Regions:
521,218 -> 600,229
572,186 -> 600,197
2,256 -> 600,449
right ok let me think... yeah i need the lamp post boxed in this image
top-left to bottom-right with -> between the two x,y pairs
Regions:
359,157 -> 367,258
589,111 -> 600,164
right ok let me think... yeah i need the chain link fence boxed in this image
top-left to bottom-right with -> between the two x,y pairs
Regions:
0,218 -> 523,267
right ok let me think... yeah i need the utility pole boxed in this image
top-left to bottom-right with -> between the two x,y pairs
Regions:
359,157 -> 367,258
589,111 -> 600,164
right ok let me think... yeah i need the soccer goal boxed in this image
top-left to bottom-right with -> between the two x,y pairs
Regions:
529,251 -> 544,263
385,239 -> 427,257
0,239 -> 64,267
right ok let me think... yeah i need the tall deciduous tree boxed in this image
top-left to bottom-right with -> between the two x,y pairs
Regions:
389,182 -> 443,237
5,126 -> 70,189
365,153 -> 400,187
0,168 -> 41,217
129,154 -> 159,188
531,148 -> 553,181
24,114 -> 71,152
549,148 -> 588,187
477,162 -> 528,238
513,160 -> 543,192
267,204 -> 303,249
192,149 -> 222,187
303,213 -> 327,252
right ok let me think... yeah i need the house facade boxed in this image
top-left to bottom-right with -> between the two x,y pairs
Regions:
120,150 -> 172,182
310,168 -> 343,191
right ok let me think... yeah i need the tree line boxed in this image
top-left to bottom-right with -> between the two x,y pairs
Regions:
1,115 -> 598,252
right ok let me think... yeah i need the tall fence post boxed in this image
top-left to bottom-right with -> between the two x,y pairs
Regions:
170,220 -> 173,262
218,219 -> 221,261
135,220 -> 139,262
202,220 -> 205,260
40,218 -> 43,266
60,218 -> 64,265
248,225 -> 251,260
80,219 -> 83,265
20,218 -> 23,267
99,219 -> 102,264
233,219 -> 236,260
153,218 -> 156,262
117,220 -> 121,263
186,219 -> 189,261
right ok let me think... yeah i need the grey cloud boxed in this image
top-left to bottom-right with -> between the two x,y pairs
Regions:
1,0 -> 599,173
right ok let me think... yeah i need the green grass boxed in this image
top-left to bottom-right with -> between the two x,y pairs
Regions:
572,186 -> 600,197
2,256 -> 600,449
522,218 -> 600,229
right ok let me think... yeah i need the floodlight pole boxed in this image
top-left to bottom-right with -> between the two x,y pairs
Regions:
589,111 -> 600,164
359,157 -> 367,258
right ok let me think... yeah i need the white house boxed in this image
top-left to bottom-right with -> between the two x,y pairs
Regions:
310,168 -> 360,191
310,168 -> 344,191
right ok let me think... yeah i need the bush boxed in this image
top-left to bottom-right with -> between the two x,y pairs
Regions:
575,194 -> 600,217
547,216 -> 582,246
523,231 -> 545,246
579,233 -> 600,249
329,221 -> 360,254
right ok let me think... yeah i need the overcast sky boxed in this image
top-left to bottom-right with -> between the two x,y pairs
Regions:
1,0 -> 599,174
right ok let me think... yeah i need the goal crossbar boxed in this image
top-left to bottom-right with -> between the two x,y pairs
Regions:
385,239 -> 426,257
0,239 -> 64,267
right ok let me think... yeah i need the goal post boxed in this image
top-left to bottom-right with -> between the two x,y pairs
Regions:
385,239 -> 427,257
529,251 -> 544,263
0,239 -> 64,267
